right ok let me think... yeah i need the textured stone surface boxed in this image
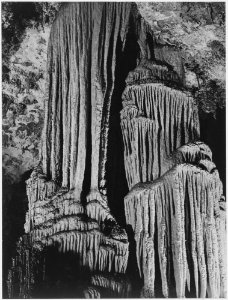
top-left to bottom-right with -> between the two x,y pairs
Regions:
2,27 -> 49,184
121,53 -> 226,297
125,162 -> 225,297
2,3 -> 225,186
121,81 -> 199,188
5,2 -> 226,299
138,2 -> 225,114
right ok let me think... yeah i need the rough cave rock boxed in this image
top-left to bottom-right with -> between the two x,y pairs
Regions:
7,2 -> 226,298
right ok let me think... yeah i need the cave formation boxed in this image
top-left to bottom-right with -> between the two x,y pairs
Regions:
7,2 -> 226,298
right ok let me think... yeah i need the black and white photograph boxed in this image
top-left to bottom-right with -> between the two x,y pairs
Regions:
1,1 -> 226,298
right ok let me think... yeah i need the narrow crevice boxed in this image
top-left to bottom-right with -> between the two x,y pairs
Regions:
125,225 -> 143,297
106,30 -> 140,227
154,212 -> 163,297
184,182 -> 196,298
199,108 -> 226,194
81,37 -> 92,205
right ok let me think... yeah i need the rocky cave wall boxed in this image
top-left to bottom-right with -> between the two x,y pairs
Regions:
2,2 -> 226,299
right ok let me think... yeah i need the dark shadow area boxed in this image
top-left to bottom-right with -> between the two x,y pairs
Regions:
81,36 -> 92,205
2,170 -> 32,298
200,107 -> 226,194
125,225 -> 143,298
184,182 -> 197,298
7,237 -> 134,298
32,247 -> 91,298
104,27 -> 143,297
153,212 -> 164,298
106,23 -> 140,228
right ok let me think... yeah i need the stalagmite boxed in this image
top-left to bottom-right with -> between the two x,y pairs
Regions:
7,2 -> 226,298
121,54 -> 226,297
42,2 -> 139,197
121,79 -> 200,189
125,163 -> 225,297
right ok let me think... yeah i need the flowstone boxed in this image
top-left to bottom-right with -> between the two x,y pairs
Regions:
7,2 -> 226,299
121,62 -> 226,297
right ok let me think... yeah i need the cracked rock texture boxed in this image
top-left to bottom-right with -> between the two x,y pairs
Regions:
138,2 -> 225,114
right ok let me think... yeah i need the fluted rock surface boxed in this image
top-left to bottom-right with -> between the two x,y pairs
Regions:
23,169 -> 129,275
121,80 -> 199,189
122,62 -> 226,297
7,3 -> 141,297
40,3 -> 179,198
125,162 -> 226,298
7,2 -> 155,298
7,2 -> 226,298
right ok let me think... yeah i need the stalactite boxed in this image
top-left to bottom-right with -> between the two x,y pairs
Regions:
41,2 -> 140,199
121,57 -> 226,298
216,197 -> 227,297
23,170 -> 129,275
7,2 -> 226,298
124,162 -> 224,298
10,4 -> 169,297
121,80 -> 200,189
91,273 -> 131,297
39,2 -> 179,206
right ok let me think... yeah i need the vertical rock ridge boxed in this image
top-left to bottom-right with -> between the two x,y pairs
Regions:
121,61 -> 226,297
6,2 -> 226,298
41,2 -> 137,200
7,4 -> 140,295
121,81 -> 200,189
124,163 -> 225,298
